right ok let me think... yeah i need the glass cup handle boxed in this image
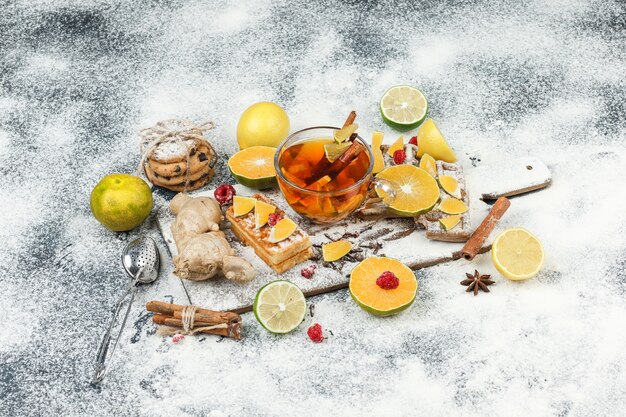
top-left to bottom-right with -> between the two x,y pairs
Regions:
371,177 -> 397,206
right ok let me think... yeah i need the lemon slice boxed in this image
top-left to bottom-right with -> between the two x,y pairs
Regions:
268,217 -> 297,243
387,136 -> 404,157
492,228 -> 544,280
439,176 -> 461,199
322,240 -> 353,262
380,86 -> 428,131
233,196 -> 256,217
334,123 -> 359,143
371,131 -> 386,174
254,199 -> 276,229
419,153 -> 437,178
324,142 -> 352,162
228,146 -> 277,189
375,165 -> 439,216
439,215 -> 462,230
253,281 -> 306,334
439,197 -> 468,214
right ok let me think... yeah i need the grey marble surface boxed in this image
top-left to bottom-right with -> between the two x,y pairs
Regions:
1,1 -> 626,416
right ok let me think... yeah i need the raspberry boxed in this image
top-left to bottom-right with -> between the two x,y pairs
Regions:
268,212 -> 284,227
393,149 -> 406,164
300,264 -> 317,279
214,184 -> 236,205
376,271 -> 400,290
172,334 -> 185,344
409,136 -> 418,146
307,323 -> 324,343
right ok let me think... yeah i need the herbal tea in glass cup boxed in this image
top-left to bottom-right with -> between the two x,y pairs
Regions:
274,126 -> 396,224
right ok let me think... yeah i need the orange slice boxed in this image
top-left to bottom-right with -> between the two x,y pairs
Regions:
228,146 -> 277,189
268,217 -> 297,243
233,196 -> 256,217
254,199 -> 276,229
386,136 -> 404,157
349,257 -> 417,316
439,215 -> 462,230
438,175 -> 461,199
439,197 -> 468,214
322,240 -> 353,262
416,119 -> 457,162
375,164 -> 439,216
371,131 -> 385,174
419,153 -> 437,178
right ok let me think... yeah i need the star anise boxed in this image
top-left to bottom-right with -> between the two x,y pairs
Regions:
460,270 -> 494,296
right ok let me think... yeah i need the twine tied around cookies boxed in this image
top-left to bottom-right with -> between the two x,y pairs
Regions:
138,119 -> 217,192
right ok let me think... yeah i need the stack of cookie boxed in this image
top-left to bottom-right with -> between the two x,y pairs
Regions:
143,137 -> 217,192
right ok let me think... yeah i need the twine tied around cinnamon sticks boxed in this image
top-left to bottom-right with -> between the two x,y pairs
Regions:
137,119 -> 217,192
147,300 -> 242,340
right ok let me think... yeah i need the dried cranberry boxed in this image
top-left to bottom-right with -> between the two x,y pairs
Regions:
376,271 -> 400,290
300,264 -> 317,279
409,136 -> 418,146
268,212 -> 284,227
307,323 -> 324,343
393,149 -> 406,165
172,334 -> 185,344
214,184 -> 236,205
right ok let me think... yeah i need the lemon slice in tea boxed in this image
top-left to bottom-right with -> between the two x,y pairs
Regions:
492,228 -> 544,280
334,123 -> 358,143
228,146 -> 277,189
253,281 -> 306,334
324,142 -> 352,162
375,165 -> 439,216
380,86 -> 428,131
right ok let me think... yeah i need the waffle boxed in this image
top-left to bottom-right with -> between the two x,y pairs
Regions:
226,194 -> 312,273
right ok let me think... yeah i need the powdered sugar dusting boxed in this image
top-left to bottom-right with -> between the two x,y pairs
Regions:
2,0 -> 626,415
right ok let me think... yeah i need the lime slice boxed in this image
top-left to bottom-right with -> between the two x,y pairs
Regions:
380,86 -> 428,132
253,281 -> 306,334
324,142 -> 351,162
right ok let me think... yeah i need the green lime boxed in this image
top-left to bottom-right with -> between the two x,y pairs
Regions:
90,174 -> 153,231
253,280 -> 306,334
380,86 -> 428,132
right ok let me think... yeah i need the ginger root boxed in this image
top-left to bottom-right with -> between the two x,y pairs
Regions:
170,193 -> 255,282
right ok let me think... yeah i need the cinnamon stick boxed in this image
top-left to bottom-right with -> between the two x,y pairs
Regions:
460,197 -> 511,260
305,141 -> 363,187
152,314 -> 241,339
146,300 -> 240,321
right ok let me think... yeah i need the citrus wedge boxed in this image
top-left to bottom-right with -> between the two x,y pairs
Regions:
253,280 -> 306,334
371,131 -> 386,174
268,217 -> 297,243
416,119 -> 457,162
334,123 -> 358,143
375,165 -> 439,216
233,196 -> 256,217
349,257 -> 417,316
387,136 -> 404,157
228,146 -> 277,189
419,153 -> 437,178
380,86 -> 428,131
492,228 -> 544,281
324,142 -> 352,162
439,197 -> 468,214
439,215 -> 462,231
254,199 -> 276,229
439,175 -> 461,199
322,240 -> 353,262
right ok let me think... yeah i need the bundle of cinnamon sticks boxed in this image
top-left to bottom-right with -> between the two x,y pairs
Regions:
147,300 -> 242,340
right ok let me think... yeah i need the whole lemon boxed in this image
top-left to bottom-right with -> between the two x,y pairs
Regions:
90,174 -> 153,232
237,102 -> 290,149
